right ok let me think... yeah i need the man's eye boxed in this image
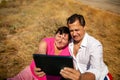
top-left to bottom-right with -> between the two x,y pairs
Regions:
75,29 -> 79,31
70,30 -> 73,32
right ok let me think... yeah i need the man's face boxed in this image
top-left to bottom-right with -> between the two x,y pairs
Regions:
68,20 -> 85,43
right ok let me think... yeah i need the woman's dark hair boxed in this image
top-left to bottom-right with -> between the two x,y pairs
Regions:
67,14 -> 85,27
55,26 -> 71,40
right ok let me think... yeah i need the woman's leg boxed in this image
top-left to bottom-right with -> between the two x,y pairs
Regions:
7,66 -> 37,80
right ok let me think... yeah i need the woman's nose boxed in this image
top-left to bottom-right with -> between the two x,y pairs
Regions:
59,38 -> 62,42
59,35 -> 64,42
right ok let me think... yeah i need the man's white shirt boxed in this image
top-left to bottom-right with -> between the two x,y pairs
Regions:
69,33 -> 109,80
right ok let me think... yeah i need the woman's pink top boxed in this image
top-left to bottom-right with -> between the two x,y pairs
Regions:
30,38 -> 70,80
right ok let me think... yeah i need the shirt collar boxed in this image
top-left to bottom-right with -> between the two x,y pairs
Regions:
80,33 -> 88,47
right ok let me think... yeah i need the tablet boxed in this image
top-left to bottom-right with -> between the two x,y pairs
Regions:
33,54 -> 73,76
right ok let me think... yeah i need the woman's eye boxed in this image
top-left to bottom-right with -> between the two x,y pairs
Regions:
58,36 -> 61,38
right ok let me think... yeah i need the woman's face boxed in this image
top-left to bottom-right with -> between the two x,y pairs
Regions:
55,33 -> 69,49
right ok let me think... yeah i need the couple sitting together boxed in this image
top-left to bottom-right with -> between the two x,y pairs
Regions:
7,13 -> 112,80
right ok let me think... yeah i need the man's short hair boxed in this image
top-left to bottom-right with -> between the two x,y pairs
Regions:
67,14 -> 85,27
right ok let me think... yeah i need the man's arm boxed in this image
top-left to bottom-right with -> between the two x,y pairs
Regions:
60,67 -> 95,80
80,72 -> 95,80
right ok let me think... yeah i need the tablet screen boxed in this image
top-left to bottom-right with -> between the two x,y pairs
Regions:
33,54 -> 73,76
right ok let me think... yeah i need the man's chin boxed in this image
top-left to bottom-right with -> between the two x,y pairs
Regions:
74,39 -> 81,43
73,38 -> 79,41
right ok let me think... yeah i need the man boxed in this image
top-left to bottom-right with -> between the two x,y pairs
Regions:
60,14 -> 112,80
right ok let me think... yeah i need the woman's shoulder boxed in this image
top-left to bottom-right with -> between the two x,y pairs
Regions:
38,37 -> 54,46
43,37 -> 54,40
43,37 -> 55,42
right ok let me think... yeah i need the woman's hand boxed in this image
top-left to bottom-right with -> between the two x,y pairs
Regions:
34,67 -> 46,77
60,67 -> 81,80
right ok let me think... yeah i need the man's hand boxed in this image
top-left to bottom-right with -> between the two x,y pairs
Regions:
60,67 -> 81,80
34,67 -> 46,77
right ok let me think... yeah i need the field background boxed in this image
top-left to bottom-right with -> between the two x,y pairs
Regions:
79,0 -> 120,14
0,0 -> 120,80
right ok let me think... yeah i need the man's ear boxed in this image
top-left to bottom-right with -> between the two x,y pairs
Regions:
84,26 -> 87,30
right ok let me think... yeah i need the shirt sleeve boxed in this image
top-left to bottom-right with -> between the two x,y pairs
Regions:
85,43 -> 103,80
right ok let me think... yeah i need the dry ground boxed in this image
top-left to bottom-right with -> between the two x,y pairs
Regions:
0,0 -> 120,80
79,0 -> 120,14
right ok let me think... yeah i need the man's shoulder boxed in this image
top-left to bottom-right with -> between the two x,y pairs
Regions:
87,34 -> 102,46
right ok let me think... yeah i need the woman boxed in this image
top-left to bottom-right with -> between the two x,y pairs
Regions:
7,26 -> 71,80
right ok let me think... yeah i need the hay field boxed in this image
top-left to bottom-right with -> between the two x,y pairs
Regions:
0,0 -> 120,80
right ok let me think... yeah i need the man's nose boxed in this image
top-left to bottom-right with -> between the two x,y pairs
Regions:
73,31 -> 77,36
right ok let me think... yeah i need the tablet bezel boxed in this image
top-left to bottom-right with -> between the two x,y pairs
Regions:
33,54 -> 73,76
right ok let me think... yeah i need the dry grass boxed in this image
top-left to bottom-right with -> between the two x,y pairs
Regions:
0,0 -> 120,80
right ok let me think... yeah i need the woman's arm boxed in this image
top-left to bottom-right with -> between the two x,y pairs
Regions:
37,39 -> 47,54
32,39 -> 47,78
